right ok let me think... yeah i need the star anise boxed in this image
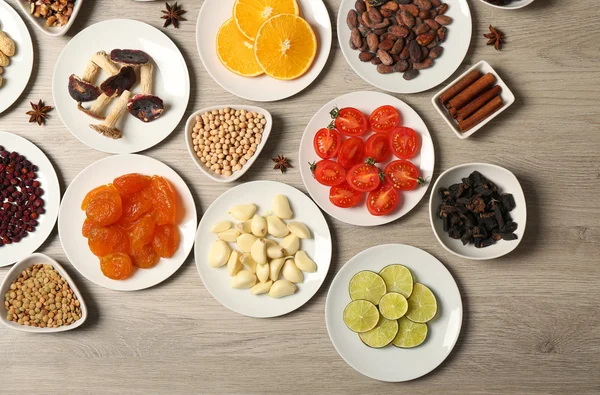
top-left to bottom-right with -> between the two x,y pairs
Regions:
272,155 -> 292,173
161,2 -> 187,29
484,25 -> 505,51
26,100 -> 53,126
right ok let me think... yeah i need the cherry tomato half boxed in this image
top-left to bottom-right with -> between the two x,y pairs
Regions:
337,137 -> 365,169
389,127 -> 420,160
329,182 -> 362,208
364,133 -> 392,163
310,160 -> 347,187
313,127 -> 342,159
384,160 -> 425,191
369,105 -> 401,134
333,107 -> 368,137
367,184 -> 400,216
346,161 -> 382,192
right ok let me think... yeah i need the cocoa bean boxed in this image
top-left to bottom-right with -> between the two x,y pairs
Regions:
377,49 -> 394,66
417,32 -> 436,46
425,19 -> 440,30
371,57 -> 382,65
406,30 -> 416,41
430,9 -> 438,18
355,0 -> 366,14
373,27 -> 388,35
349,38 -> 358,50
347,10 -> 359,30
378,39 -> 395,52
435,15 -> 452,25
415,17 -> 423,28
381,1 -> 399,12
389,24 -> 410,38
390,38 -> 405,55
368,7 -> 383,24
400,11 -> 415,28
399,45 -> 410,60
372,19 -> 391,30
359,51 -> 375,62
367,33 -> 379,52
391,53 -> 401,63
414,58 -> 434,70
420,46 -> 429,60
415,0 -> 433,11
377,64 -> 394,74
380,33 -> 396,42
360,40 -> 369,52
396,0 -> 412,4
427,40 -> 438,49
358,26 -> 370,37
380,8 -> 393,18
415,24 -> 430,35
437,3 -> 448,15
430,0 -> 442,7
393,60 -> 410,72
351,28 -> 363,49
419,10 -> 430,20
437,26 -> 447,42
400,4 -> 420,17
362,12 -> 372,28
408,40 -> 422,63
429,46 -> 443,59
403,69 -> 419,80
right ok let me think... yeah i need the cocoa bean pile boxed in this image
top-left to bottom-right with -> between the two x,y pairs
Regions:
347,0 -> 452,81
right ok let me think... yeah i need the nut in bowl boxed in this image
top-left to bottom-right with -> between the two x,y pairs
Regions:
17,0 -> 83,37
185,105 -> 272,183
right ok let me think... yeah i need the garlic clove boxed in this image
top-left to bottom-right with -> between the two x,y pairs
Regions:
265,239 -> 285,259
237,233 -> 258,253
282,258 -> 303,284
236,220 -> 252,234
228,203 -> 257,221
231,270 -> 257,289
269,279 -> 297,298
269,257 -> 285,281
250,280 -> 273,295
251,214 -> 267,238
250,238 -> 268,265
240,253 -> 257,273
227,250 -> 242,277
218,229 -> 240,243
266,215 -> 289,238
294,250 -> 317,273
208,240 -> 231,268
211,220 -> 231,233
279,234 -> 300,256
256,262 -> 270,283
287,221 -> 311,239
272,194 -> 293,219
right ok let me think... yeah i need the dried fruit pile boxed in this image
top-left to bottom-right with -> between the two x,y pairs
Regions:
81,173 -> 182,280
347,0 -> 452,80
0,146 -> 44,247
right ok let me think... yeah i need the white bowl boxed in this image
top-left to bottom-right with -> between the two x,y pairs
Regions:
429,163 -> 527,260
184,105 -> 272,183
0,253 -> 88,333
16,0 -> 83,37
432,60 -> 515,139
478,0 -> 535,10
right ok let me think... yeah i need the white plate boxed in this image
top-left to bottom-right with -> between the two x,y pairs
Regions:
58,154 -> 197,291
184,105 -> 273,183
16,0 -> 83,37
298,91 -> 435,227
0,132 -> 60,267
0,253 -> 88,333
325,244 -> 463,382
432,60 -> 515,139
429,162 -> 527,260
196,0 -> 332,102
337,0 -> 472,94
194,181 -> 332,318
0,1 -> 33,114
479,0 -> 535,10
52,19 -> 190,154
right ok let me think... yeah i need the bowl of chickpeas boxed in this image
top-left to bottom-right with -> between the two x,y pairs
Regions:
185,105 -> 273,183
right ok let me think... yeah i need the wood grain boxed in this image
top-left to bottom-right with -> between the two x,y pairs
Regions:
1,0 -> 599,393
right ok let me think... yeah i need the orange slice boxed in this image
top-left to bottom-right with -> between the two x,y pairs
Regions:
233,0 -> 299,41
254,14 -> 317,80
216,18 -> 264,77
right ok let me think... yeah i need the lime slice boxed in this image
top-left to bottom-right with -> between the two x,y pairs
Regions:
343,300 -> 380,333
378,292 -> 408,320
379,264 -> 414,298
359,317 -> 399,348
349,271 -> 387,305
392,316 -> 428,348
406,283 -> 438,323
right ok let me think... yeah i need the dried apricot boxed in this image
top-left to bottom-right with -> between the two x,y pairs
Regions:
82,218 -> 99,238
100,252 -> 134,280
119,192 -> 152,225
81,185 -> 111,210
152,224 -> 180,258
129,215 -> 156,249
144,176 -> 178,225
86,187 -> 123,226
113,173 -> 151,195
88,226 -> 130,257
130,244 -> 160,269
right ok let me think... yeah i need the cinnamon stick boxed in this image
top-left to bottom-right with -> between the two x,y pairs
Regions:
449,73 -> 496,111
439,69 -> 482,105
458,95 -> 503,133
456,85 -> 502,122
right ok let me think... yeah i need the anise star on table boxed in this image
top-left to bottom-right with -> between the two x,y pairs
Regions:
26,100 -> 53,126
161,2 -> 187,29
484,25 -> 505,51
272,155 -> 292,173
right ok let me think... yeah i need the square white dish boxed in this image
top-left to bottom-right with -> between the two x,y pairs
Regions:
432,60 -> 515,139
16,0 -> 83,37
0,253 -> 88,333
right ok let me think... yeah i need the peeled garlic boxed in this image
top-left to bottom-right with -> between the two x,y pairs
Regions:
265,239 -> 285,259
250,280 -> 273,295
232,270 -> 257,289
269,279 -> 297,298
218,229 -> 240,243
241,253 -> 257,273
269,257 -> 285,281
273,194 -> 293,219
229,203 -> 257,221
211,220 -> 231,233
236,220 -> 252,234
287,221 -> 311,239
237,233 -> 258,253
208,240 -> 231,268
227,250 -> 242,277
267,215 -> 289,238
282,259 -> 303,283
294,250 -> 317,273
279,234 -> 300,256
251,215 -> 267,237
256,263 -> 270,283
251,238 -> 267,265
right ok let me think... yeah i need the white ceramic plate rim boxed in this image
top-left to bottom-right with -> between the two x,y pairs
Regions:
184,105 -> 273,183
0,132 -> 60,267
478,0 -> 535,10
16,0 -> 83,37
428,162 -> 527,260
0,253 -> 88,333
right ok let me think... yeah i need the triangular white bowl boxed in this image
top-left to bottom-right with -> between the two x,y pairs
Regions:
0,253 -> 88,333
16,0 -> 83,37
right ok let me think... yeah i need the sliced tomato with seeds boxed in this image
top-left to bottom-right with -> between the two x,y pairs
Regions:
369,105 -> 401,134
329,182 -> 362,208
313,127 -> 342,159
346,159 -> 382,192
364,133 -> 392,163
384,160 -> 425,191
310,160 -> 347,187
332,107 -> 368,137
337,137 -> 365,169
390,127 -> 420,159
367,184 -> 400,216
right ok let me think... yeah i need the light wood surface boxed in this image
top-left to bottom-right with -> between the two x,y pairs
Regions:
1,0 -> 599,393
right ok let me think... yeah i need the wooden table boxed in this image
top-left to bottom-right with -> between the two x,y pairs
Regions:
1,1 -> 599,393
